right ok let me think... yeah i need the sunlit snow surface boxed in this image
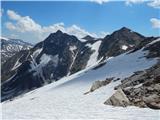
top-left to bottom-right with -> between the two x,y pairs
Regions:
2,48 -> 159,120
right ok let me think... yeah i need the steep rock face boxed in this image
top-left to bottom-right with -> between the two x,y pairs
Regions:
1,38 -> 33,64
1,50 -> 30,82
39,30 -> 83,79
98,27 -> 145,60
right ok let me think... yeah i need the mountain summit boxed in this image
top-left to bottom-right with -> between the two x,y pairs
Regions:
119,27 -> 132,32
82,35 -> 95,41
98,27 -> 145,58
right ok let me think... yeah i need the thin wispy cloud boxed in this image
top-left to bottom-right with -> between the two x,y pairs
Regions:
150,18 -> 160,28
125,0 -> 145,6
90,0 -> 109,5
148,0 -> 160,9
125,0 -> 160,9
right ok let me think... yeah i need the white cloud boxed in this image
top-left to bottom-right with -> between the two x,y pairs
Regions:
5,22 -> 16,30
7,10 -> 22,20
90,0 -> 109,5
125,0 -> 145,6
148,0 -> 160,9
5,9 -> 109,43
150,18 -> 160,28
125,0 -> 160,9
66,24 -> 97,38
7,10 -> 42,33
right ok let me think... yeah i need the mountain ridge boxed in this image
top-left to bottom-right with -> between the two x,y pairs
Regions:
1,37 -> 33,64
1,27 -> 159,102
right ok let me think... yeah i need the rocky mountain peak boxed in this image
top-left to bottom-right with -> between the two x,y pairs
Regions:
55,30 -> 63,34
119,27 -> 131,32
47,30 -> 64,38
113,27 -> 145,39
98,27 -> 146,59
82,35 -> 95,41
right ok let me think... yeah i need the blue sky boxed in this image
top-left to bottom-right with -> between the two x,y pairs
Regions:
1,1 -> 160,43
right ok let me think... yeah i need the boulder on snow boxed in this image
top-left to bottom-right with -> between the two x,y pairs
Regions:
90,80 -> 103,92
104,88 -> 131,107
90,78 -> 113,92
84,78 -> 113,95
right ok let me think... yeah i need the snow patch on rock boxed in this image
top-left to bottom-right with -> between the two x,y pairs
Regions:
69,46 -> 77,51
85,43 -> 92,48
32,48 -> 43,59
40,54 -> 52,65
121,45 -> 128,50
86,40 -> 102,67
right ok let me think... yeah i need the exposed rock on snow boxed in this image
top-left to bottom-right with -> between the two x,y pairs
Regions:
84,77 -> 113,95
106,61 -> 160,109
104,88 -> 131,107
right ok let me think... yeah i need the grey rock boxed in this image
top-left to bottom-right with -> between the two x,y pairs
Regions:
104,88 -> 131,107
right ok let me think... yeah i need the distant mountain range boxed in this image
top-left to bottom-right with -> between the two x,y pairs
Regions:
1,37 -> 33,64
1,27 -> 159,102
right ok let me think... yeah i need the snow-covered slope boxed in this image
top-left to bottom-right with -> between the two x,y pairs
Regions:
2,45 -> 159,120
